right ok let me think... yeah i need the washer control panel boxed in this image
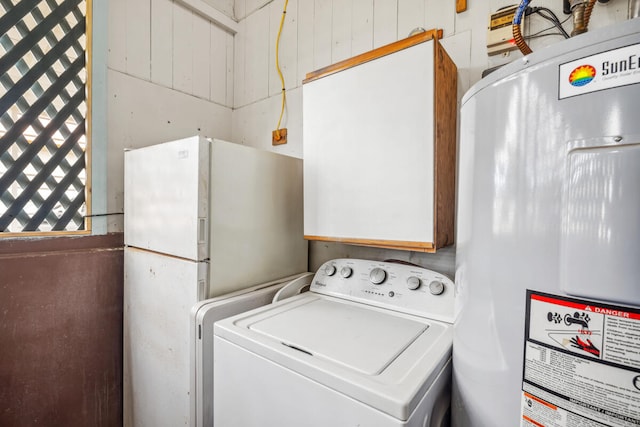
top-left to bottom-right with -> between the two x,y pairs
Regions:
310,259 -> 455,323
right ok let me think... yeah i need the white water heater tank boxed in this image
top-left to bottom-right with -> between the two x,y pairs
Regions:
453,19 -> 640,427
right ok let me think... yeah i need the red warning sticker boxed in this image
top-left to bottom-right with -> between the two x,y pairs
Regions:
521,291 -> 640,427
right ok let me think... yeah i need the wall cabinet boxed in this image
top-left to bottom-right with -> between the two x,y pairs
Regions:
303,30 -> 457,252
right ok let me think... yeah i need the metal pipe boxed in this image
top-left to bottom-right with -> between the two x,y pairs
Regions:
512,0 -> 533,55
570,0 -> 587,36
570,0 -> 596,36
631,0 -> 640,19
584,0 -> 596,28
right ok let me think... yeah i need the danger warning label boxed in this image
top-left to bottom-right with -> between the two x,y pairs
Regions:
521,291 -> 640,427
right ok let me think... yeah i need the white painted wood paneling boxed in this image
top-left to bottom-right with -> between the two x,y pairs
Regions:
281,2 -> 297,88
397,0 -> 424,39
244,6 -> 270,104
269,1 -> 281,97
269,0 -> 298,98
331,0 -> 352,62
126,0 -> 151,80
175,0 -> 240,33
234,18 -> 247,106
107,69 -> 233,230
234,0 -> 246,20
151,0 -> 174,87
109,71 -> 233,151
313,0 -> 333,69
590,2 -> 628,31
450,0 -> 489,84
108,0 -> 126,71
245,0 -> 269,17
372,0 -> 397,48
225,32 -> 234,106
440,30 -> 472,95
199,0 -> 234,19
351,0 -> 373,56
210,24 -> 228,104
173,4 -> 194,93
231,86 -> 303,158
296,0 -> 314,85
227,0 -> 628,271
425,0 -> 455,36
192,15 -> 211,99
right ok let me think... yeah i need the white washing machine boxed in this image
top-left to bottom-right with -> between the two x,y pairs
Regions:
213,258 -> 455,426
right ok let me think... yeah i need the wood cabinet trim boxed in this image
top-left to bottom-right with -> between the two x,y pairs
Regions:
303,32 -> 456,253
305,235 -> 436,253
303,28 -> 443,84
432,39 -> 457,249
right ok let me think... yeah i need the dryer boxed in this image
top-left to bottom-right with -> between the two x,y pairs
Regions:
213,259 -> 455,427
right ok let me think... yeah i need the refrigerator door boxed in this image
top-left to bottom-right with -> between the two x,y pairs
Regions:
208,140 -> 308,297
123,247 -> 207,427
125,136 -> 209,261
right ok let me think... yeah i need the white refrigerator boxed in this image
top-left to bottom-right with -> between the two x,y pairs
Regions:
123,136 -> 308,427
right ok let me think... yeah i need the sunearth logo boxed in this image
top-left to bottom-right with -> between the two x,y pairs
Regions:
569,65 -> 596,87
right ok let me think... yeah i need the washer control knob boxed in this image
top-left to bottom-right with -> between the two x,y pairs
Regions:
340,266 -> 353,278
324,264 -> 337,276
369,268 -> 387,285
407,276 -> 421,290
429,281 -> 445,295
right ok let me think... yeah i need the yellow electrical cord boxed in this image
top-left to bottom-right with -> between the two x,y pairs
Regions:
274,0 -> 289,140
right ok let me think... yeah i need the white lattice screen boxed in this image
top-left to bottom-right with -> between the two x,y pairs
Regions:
0,0 -> 88,233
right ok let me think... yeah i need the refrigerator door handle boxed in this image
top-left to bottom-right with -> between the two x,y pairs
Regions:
198,217 -> 207,244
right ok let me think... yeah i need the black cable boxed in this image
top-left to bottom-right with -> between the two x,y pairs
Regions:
534,6 -> 564,22
534,7 -> 570,38
527,25 -> 564,39
525,6 -> 570,39
525,32 -> 565,40
84,212 -> 124,218
525,13 -> 571,39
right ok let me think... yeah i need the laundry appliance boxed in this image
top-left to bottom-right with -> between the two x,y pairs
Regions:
453,19 -> 640,427
213,258 -> 455,427
123,136 -> 308,426
189,272 -> 314,427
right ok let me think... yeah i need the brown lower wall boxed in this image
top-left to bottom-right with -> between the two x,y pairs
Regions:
0,233 -> 123,427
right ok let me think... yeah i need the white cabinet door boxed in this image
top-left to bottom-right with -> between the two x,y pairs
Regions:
303,33 -> 456,252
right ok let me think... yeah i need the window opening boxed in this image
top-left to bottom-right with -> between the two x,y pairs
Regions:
0,0 -> 90,234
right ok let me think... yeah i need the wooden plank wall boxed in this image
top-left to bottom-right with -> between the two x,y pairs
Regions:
232,0 -> 457,157
229,0 -> 626,270
231,0 -> 626,157
108,0 -> 234,107
234,0 -> 455,101
104,0 -> 626,230
107,0 -> 236,232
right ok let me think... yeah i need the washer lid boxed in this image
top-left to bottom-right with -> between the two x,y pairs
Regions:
215,293 -> 453,421
250,298 -> 427,375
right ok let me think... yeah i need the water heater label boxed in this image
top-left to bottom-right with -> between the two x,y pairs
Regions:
559,43 -> 640,99
520,291 -> 640,427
